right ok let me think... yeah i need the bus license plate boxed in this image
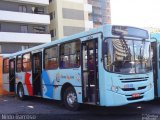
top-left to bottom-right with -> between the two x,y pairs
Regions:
132,93 -> 140,98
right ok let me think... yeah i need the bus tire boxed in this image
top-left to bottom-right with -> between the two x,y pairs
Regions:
17,84 -> 25,100
63,86 -> 80,111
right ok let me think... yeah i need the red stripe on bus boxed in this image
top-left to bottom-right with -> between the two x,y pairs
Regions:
24,72 -> 33,96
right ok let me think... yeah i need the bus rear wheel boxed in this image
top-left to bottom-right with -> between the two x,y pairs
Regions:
17,84 -> 25,100
63,86 -> 80,111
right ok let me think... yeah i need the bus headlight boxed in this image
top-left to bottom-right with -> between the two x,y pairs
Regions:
111,86 -> 119,92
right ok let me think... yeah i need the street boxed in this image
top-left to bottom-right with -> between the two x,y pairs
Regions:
0,95 -> 160,120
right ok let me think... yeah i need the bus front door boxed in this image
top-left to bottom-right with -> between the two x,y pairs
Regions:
151,42 -> 158,97
32,52 -> 42,96
81,39 -> 99,104
9,59 -> 15,92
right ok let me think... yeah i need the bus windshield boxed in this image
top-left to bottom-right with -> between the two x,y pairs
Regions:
103,38 -> 152,74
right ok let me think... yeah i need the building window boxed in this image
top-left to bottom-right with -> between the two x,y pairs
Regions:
60,40 -> 80,68
50,30 -> 55,37
34,7 -> 44,14
50,11 -> 55,20
50,12 -> 53,20
49,0 -> 52,3
21,25 -> 28,33
22,53 -> 31,72
33,26 -> 45,34
44,45 -> 58,70
50,29 -> 56,37
19,5 -> 27,12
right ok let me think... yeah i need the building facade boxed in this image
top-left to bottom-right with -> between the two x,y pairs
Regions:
0,0 -> 51,54
88,0 -> 111,28
49,0 -> 93,40
49,0 -> 111,40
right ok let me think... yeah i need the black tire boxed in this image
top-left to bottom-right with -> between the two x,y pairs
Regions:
17,84 -> 25,100
63,86 -> 80,111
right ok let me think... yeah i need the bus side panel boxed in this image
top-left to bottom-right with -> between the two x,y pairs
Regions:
41,69 -> 82,102
15,72 -> 33,96
24,72 -> 33,96
2,73 -> 9,92
15,73 -> 23,94
58,69 -> 82,103
42,70 -> 59,99
42,84 -> 61,100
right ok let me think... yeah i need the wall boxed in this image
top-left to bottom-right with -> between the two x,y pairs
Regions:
49,0 -> 86,40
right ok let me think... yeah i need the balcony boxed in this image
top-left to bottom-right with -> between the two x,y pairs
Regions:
0,10 -> 50,25
3,0 -> 49,6
85,20 -> 93,31
84,4 -> 92,13
0,32 -> 51,43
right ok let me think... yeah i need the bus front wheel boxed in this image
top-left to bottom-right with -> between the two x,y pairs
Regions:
63,86 -> 80,111
17,84 -> 25,100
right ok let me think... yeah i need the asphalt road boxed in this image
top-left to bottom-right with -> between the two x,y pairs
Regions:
0,95 -> 160,120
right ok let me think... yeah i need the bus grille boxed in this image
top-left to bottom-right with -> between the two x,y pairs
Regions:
120,77 -> 148,83
122,86 -> 146,91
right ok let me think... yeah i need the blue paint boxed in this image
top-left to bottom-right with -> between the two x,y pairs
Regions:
151,33 -> 160,97
42,70 -> 54,98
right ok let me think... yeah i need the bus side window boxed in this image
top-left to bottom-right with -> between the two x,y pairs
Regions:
44,45 -> 58,70
3,58 -> 9,73
16,55 -> 22,72
22,53 -> 32,72
60,39 -> 80,68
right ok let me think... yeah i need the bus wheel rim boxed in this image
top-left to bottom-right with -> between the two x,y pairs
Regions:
19,87 -> 23,98
67,92 -> 77,107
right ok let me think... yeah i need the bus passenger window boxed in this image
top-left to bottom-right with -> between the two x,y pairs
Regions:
16,55 -> 22,72
44,46 -> 58,70
60,40 -> 80,68
22,53 -> 31,72
3,58 -> 9,73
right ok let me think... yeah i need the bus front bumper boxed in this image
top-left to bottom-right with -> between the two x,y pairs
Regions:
102,86 -> 154,106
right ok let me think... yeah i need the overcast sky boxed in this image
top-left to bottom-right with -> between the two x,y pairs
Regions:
110,0 -> 160,28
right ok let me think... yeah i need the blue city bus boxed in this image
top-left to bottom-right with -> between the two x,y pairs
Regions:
2,24 -> 154,110
150,33 -> 160,97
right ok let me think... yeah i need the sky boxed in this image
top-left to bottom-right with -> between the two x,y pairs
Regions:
110,0 -> 160,28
